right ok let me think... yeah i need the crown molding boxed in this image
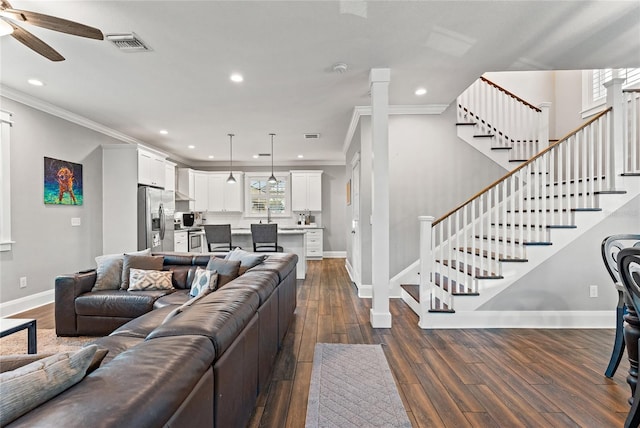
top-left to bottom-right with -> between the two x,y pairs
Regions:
1,85 -> 143,145
342,103 -> 450,154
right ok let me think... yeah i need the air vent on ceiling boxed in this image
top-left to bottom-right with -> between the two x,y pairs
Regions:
304,133 -> 320,139
105,33 -> 151,52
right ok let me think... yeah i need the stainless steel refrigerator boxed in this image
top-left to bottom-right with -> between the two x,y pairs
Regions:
138,186 -> 175,252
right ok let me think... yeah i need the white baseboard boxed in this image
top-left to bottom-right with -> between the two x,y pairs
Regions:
416,310 -> 615,329
0,290 -> 54,317
323,251 -> 346,258
370,308 -> 392,328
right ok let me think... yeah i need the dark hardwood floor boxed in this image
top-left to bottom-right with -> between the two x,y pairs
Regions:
12,258 -> 631,427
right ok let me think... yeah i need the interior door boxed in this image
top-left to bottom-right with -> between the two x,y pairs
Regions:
351,154 -> 361,285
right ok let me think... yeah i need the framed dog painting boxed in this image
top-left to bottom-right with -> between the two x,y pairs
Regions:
44,157 -> 83,205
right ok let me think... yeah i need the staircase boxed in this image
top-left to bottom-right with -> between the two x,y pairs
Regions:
399,78 -> 640,329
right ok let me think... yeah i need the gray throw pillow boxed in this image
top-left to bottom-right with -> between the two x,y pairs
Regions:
121,255 -> 164,290
206,257 -> 241,287
92,248 -> 151,291
224,248 -> 266,275
0,345 -> 98,426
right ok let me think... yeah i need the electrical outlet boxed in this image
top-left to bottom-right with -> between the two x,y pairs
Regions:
71,217 -> 81,226
589,285 -> 598,298
19,277 -> 27,288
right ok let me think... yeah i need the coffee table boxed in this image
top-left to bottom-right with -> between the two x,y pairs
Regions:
0,318 -> 37,354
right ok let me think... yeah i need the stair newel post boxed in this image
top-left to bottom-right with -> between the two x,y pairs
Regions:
418,216 -> 435,328
538,102 -> 551,153
604,73 -> 626,190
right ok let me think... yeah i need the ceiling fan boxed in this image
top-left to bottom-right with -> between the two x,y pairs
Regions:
0,0 -> 103,62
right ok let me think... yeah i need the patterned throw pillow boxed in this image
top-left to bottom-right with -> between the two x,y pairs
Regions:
190,267 -> 219,297
121,254 -> 164,290
128,269 -> 174,291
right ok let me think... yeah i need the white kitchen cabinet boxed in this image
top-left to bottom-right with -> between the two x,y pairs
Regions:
177,168 -> 196,211
174,230 -> 188,252
165,161 -> 176,192
193,172 -> 209,212
291,171 -> 322,211
305,228 -> 323,259
138,148 -> 166,188
208,172 -> 244,212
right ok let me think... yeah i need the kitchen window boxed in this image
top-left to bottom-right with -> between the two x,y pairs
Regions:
245,173 -> 290,218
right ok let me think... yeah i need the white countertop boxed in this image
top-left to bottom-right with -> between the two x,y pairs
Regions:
230,228 -> 306,235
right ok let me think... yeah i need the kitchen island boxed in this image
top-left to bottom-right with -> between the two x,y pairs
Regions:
204,228 -> 307,279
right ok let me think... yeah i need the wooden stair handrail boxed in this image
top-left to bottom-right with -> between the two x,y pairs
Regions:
433,107 -> 612,226
480,76 -> 542,113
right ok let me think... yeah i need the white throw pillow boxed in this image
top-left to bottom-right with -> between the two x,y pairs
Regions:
128,268 -> 174,291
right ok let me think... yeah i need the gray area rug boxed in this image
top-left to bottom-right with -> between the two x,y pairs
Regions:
305,343 -> 411,428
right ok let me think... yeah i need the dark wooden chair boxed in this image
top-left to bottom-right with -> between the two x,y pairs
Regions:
250,223 -> 283,252
618,247 -> 640,428
204,224 -> 235,251
602,234 -> 640,378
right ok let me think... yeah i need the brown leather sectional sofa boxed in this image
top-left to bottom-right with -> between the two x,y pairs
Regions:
8,252 -> 298,428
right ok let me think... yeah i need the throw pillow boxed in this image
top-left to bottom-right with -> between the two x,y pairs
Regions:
224,248 -> 266,275
206,257 -> 241,287
121,254 -> 164,290
189,267 -> 219,297
92,248 -> 151,291
0,345 -> 98,426
92,254 -> 124,291
128,269 -> 174,291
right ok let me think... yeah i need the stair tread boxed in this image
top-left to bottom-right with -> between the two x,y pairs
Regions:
456,122 -> 477,126
476,235 -> 552,246
474,134 -> 495,138
458,247 -> 527,262
438,259 -> 502,279
401,284 -> 455,313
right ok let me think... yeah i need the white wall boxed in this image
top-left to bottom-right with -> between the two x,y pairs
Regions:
346,107 -> 508,282
0,98 -> 122,309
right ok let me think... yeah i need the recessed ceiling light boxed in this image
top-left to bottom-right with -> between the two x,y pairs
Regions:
252,155 -> 259,159
159,129 -> 168,135
230,73 -> 244,83
415,87 -> 427,96
188,145 -> 195,149
28,78 -> 44,86
297,155 -> 304,159
208,155 -> 214,159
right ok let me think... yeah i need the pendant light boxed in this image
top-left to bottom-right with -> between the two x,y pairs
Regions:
268,133 -> 277,184
227,133 -> 236,184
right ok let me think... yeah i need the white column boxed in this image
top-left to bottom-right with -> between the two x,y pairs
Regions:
418,216 -> 434,329
369,68 -> 391,328
604,75 -> 626,190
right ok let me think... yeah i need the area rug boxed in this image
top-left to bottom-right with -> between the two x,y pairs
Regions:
305,343 -> 411,428
0,329 -> 96,356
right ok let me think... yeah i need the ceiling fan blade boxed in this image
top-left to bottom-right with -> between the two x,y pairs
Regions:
8,21 -> 64,61
3,8 -> 103,40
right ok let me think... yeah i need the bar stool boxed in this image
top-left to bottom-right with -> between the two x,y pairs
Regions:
251,223 -> 283,252
203,224 -> 235,251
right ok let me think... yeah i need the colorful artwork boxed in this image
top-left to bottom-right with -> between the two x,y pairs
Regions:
44,157 -> 83,205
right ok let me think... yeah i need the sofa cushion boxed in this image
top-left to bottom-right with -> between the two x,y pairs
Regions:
225,248 -> 266,275
206,258 -> 241,287
190,267 -> 218,297
147,288 -> 259,357
153,289 -> 191,309
246,253 -> 297,281
0,345 -> 98,426
7,336 -> 215,428
76,290 -> 173,318
220,270 -> 279,305
121,255 -> 164,290
109,305 -> 178,339
89,335 -> 144,366
128,269 -> 174,291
